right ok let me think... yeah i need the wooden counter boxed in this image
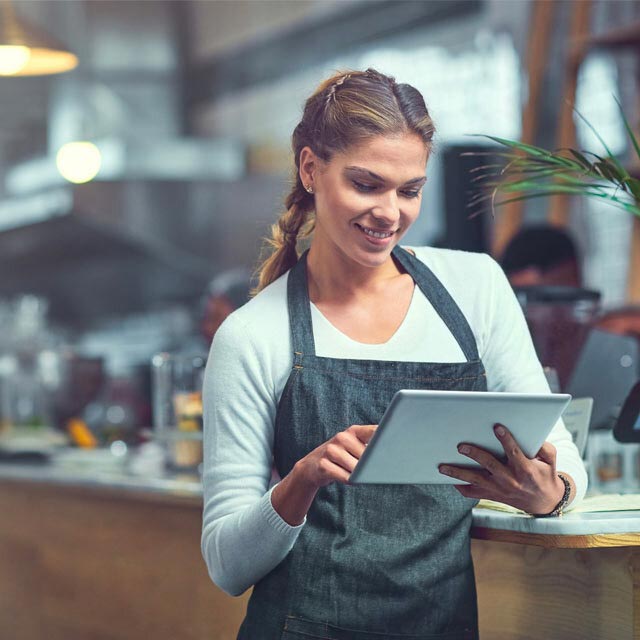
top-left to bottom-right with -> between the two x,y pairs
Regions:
3,463 -> 640,640
0,474 -> 249,640
471,512 -> 640,640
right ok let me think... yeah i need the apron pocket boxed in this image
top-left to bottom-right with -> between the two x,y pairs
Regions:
281,616 -> 477,640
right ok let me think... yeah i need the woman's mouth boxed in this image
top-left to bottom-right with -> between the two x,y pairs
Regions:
354,223 -> 397,244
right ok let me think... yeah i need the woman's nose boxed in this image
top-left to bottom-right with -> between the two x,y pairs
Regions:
371,191 -> 400,225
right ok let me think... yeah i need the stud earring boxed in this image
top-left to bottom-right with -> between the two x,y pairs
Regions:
305,185 -> 314,194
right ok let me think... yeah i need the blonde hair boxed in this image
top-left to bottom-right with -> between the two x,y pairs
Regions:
252,67 -> 436,294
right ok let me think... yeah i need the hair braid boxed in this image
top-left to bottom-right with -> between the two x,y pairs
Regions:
252,178 -> 314,295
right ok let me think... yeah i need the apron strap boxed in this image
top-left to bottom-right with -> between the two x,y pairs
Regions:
287,250 -> 316,357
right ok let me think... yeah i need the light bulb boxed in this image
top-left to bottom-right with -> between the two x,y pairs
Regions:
0,45 -> 31,75
56,141 -> 102,184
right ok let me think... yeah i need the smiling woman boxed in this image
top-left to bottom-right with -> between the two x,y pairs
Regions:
253,68 -> 435,293
200,68 -> 588,640
300,132 -> 426,265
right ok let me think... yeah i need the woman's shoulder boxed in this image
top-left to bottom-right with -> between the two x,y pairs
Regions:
213,269 -> 291,351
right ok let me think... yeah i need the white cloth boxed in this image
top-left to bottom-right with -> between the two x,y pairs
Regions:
201,246 -> 588,596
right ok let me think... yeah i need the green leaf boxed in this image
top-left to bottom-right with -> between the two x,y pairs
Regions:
476,134 -> 564,159
589,151 -> 630,181
567,149 -> 594,170
589,156 -> 625,182
493,189 -> 640,217
572,104 -> 617,159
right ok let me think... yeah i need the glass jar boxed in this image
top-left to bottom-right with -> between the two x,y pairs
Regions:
151,352 -> 206,472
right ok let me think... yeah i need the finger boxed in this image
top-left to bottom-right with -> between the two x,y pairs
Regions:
325,442 -> 360,473
494,423 -> 528,468
439,464 -> 491,488
349,424 -> 377,444
535,441 -> 557,468
319,458 -> 351,484
457,443 -> 510,482
333,430 -> 368,460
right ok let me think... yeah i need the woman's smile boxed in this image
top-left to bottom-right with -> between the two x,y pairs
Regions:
354,222 -> 397,247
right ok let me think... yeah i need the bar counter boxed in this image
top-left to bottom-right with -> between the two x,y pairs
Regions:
2,461 -> 639,640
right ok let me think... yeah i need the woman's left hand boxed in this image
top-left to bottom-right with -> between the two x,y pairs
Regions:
438,423 -> 566,515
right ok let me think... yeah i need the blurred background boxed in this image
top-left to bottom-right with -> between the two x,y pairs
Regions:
2,1 -> 640,637
0,0 -> 638,445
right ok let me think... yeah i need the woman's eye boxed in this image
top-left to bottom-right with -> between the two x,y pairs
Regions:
353,181 -> 376,192
353,181 -> 421,199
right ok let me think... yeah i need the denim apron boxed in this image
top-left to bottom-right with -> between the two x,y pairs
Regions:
238,246 -> 487,640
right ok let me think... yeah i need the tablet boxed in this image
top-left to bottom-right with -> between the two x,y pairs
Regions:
349,390 -> 572,485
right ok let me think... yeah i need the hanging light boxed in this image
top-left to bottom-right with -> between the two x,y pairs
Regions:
0,0 -> 77,76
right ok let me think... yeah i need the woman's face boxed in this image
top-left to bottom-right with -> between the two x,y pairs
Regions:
300,132 -> 428,270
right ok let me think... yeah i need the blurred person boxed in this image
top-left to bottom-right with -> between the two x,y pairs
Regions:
200,268 -> 252,346
490,227 -> 640,340
499,224 -> 581,287
177,268 -> 252,357
201,68 -> 587,639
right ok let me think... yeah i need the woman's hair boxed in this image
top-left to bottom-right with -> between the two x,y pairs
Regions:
252,67 -> 436,294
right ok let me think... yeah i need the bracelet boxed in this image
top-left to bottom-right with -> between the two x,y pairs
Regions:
530,473 -> 571,518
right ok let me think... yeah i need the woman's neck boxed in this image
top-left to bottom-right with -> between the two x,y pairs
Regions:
306,241 -> 406,304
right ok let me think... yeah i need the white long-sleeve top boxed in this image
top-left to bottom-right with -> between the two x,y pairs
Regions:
201,246 -> 588,596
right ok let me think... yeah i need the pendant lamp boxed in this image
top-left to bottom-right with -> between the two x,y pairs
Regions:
0,0 -> 77,76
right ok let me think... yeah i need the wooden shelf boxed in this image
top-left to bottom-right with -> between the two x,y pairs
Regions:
579,21 -> 640,51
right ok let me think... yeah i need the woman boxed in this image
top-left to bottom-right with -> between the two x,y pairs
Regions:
201,68 -> 587,639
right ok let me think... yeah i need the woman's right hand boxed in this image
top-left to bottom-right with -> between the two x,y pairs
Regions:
296,424 -> 377,489
271,424 -> 377,526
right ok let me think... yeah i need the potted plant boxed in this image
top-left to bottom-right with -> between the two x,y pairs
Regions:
468,99 -> 640,218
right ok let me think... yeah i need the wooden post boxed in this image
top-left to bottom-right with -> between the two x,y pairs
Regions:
626,88 -> 640,302
492,0 -> 557,257
627,216 -> 640,303
547,0 -> 593,228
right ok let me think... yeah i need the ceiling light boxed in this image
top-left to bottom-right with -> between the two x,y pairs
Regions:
0,0 -> 77,76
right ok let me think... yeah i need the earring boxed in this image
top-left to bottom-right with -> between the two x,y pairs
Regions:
305,185 -> 314,194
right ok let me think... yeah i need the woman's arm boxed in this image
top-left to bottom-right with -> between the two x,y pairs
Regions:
200,315 -> 305,597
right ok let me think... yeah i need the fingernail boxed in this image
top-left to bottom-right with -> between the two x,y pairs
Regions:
495,424 -> 505,436
459,445 -> 470,455
439,465 -> 450,475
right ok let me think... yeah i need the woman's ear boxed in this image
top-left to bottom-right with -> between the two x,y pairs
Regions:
298,146 -> 318,189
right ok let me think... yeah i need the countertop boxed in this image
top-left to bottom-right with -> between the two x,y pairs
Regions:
0,458 -> 202,500
3,458 -> 640,545
471,506 -> 640,545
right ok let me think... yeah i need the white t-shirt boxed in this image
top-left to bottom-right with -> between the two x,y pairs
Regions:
201,246 -> 588,596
